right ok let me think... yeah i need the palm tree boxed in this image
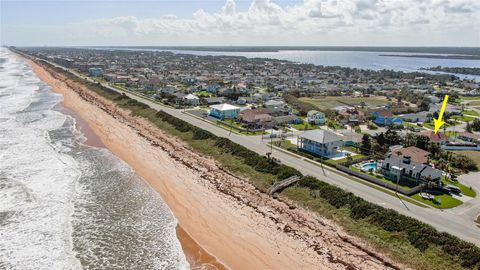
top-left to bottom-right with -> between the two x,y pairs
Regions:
346,153 -> 353,165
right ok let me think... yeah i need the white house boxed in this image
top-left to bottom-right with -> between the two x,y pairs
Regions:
297,129 -> 344,158
183,94 -> 200,106
209,103 -> 241,119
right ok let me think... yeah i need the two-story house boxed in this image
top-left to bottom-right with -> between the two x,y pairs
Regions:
372,110 -> 403,126
307,110 -> 326,125
297,129 -> 344,158
381,154 -> 442,186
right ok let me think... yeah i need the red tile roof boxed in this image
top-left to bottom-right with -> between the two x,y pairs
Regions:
393,146 -> 430,164
375,109 -> 393,117
419,131 -> 450,142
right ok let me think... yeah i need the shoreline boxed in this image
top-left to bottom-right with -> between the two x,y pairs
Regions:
50,76 -> 222,269
24,56 -> 403,270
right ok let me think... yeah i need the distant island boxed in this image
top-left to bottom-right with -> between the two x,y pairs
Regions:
380,54 -> 480,60
421,66 -> 480,75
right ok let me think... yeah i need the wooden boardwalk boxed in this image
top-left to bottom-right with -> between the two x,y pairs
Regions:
267,175 -> 301,195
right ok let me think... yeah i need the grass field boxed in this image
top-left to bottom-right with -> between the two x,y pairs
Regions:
452,115 -> 476,122
468,101 -> 480,106
442,178 -> 477,198
411,193 -> 463,209
404,122 -> 426,130
463,109 -> 479,116
292,122 -> 320,130
423,120 -> 456,129
299,96 -> 391,111
460,96 -> 480,101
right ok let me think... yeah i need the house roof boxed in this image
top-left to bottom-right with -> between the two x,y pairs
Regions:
299,129 -> 343,144
393,146 -> 430,164
374,109 -> 393,117
238,109 -> 273,123
307,110 -> 325,117
419,131 -> 450,142
341,132 -> 363,143
210,103 -> 240,111
183,94 -> 199,100
265,100 -> 285,106
384,154 -> 441,180
204,97 -> 225,104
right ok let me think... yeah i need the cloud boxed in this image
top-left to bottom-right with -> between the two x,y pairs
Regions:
443,2 -> 474,13
16,0 -> 479,46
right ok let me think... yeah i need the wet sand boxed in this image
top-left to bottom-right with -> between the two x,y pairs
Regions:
24,56 -> 405,270
52,83 -> 222,269
55,105 -> 105,148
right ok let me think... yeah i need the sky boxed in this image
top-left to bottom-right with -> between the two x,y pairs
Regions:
1,0 -> 479,47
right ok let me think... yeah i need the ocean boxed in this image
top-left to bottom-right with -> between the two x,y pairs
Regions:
0,48 -> 190,269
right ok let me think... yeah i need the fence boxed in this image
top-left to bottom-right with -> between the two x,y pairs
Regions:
336,165 -> 423,196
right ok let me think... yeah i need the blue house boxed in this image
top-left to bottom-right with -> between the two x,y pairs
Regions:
307,110 -> 326,125
207,84 -> 221,93
209,103 -> 240,119
372,110 -> 403,126
88,67 -> 103,77
297,130 -> 344,158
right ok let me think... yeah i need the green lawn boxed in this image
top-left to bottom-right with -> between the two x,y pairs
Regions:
468,101 -> 480,106
292,122 -> 320,130
326,119 -> 343,130
366,122 -> 379,130
422,120 -> 456,129
460,95 -> 480,101
445,131 -> 458,137
452,115 -> 476,122
449,181 -> 476,197
404,122 -> 426,130
411,193 -> 463,209
215,120 -> 266,135
324,153 -> 366,165
463,109 -> 479,116
195,90 -> 213,97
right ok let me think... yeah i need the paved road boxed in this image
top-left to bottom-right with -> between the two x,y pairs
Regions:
36,55 -> 480,246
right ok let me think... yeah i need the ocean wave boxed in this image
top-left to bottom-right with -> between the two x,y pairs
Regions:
0,48 -> 189,270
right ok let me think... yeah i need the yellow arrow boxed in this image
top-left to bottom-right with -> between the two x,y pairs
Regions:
433,95 -> 449,134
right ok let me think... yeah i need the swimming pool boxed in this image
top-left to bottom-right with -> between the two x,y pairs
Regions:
361,162 -> 378,171
333,152 -> 347,158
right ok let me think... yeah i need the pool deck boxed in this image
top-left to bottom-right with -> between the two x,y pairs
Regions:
330,150 -> 357,160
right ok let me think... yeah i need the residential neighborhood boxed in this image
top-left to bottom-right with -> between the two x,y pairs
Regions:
20,47 -> 480,210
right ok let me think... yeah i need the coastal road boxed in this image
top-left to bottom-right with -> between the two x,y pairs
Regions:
32,54 -> 480,246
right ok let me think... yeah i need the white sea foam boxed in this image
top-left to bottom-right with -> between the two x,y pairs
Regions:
0,49 -> 81,270
0,48 -> 189,270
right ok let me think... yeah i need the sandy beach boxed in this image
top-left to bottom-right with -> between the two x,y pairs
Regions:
25,57 -> 405,270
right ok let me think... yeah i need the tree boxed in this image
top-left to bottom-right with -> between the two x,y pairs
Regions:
415,135 -> 430,151
466,121 -> 472,133
360,134 -> 371,155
